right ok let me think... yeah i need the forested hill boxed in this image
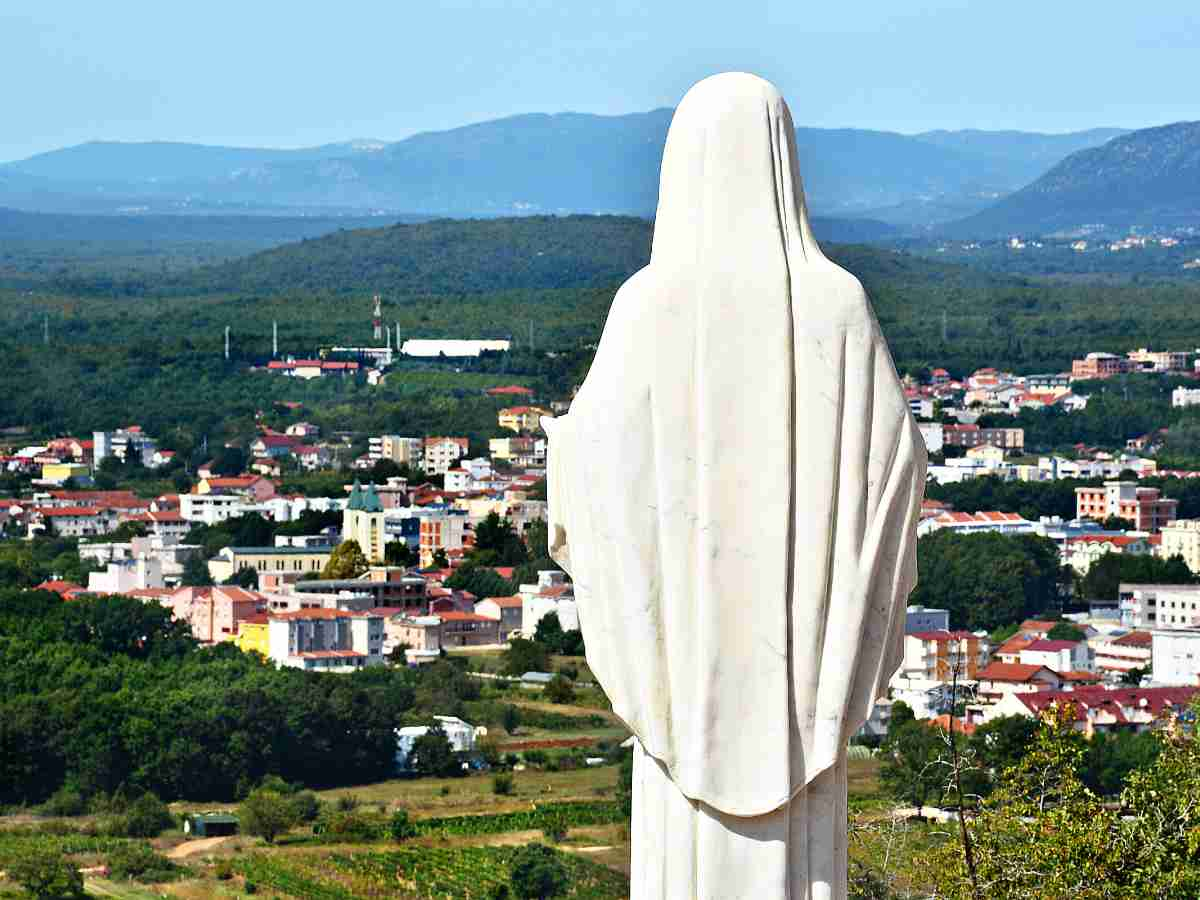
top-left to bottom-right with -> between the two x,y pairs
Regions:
948,120 -> 1200,237
67,214 -> 904,298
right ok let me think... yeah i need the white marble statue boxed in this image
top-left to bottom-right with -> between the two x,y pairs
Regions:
543,72 -> 927,899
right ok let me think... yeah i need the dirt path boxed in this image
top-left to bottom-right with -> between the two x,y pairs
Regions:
165,836 -> 228,859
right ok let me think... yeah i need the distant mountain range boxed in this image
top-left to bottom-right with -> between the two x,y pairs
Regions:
947,121 -> 1200,237
0,114 -> 1129,228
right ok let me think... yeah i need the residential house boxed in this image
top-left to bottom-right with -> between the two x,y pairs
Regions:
1094,631 -> 1153,680
519,570 -> 577,634
1064,534 -> 1154,574
1019,639 -> 1092,674
438,610 -> 502,647
990,686 -> 1198,735
423,437 -> 469,475
942,424 -> 1024,451
497,406 -> 553,434
377,610 -> 442,661
94,428 -> 157,467
917,510 -> 1035,538
899,630 -> 988,681
975,662 -> 1064,701
1071,352 -> 1131,380
475,594 -> 524,641
396,716 -> 484,768
1075,481 -> 1177,532
163,586 -> 268,643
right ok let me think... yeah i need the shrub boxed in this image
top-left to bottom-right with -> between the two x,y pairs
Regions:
214,860 -> 235,880
326,811 -> 384,840
493,774 -> 515,796
510,843 -> 569,899
503,704 -> 522,735
8,847 -> 86,899
290,790 -> 321,822
541,811 -> 568,844
122,792 -> 175,837
335,794 -> 361,812
38,786 -> 87,818
389,809 -> 418,841
107,842 -> 179,882
543,675 -> 575,705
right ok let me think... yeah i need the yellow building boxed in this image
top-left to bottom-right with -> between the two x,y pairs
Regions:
207,546 -> 332,582
342,481 -> 386,564
41,462 -> 91,485
235,618 -> 270,656
497,406 -> 552,434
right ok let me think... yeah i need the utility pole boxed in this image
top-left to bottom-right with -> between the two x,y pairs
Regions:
941,309 -> 948,343
272,321 -> 278,358
43,314 -> 49,347
224,326 -> 230,361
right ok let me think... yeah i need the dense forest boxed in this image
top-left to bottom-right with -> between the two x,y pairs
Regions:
4,216 -> 1200,449
0,589 -> 496,805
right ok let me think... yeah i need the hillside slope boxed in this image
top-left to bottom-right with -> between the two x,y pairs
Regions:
949,121 -> 1200,236
2,116 -> 1121,224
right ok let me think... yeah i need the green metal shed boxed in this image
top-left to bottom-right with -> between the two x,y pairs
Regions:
182,812 -> 239,837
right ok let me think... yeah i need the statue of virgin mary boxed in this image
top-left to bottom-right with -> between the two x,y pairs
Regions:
543,72 -> 927,899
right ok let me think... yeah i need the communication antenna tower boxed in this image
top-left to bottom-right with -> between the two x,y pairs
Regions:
273,321 -> 279,358
372,294 -> 383,340
224,326 -> 230,360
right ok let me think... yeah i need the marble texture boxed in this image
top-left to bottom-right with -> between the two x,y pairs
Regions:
544,72 -> 926,899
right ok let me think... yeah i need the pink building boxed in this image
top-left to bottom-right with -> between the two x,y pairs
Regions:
163,586 -> 267,643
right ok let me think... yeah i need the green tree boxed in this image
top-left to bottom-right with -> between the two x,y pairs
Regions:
509,843 -> 569,899
122,792 -> 174,837
1078,552 -> 1195,604
431,548 -> 449,568
503,704 -> 522,735
385,540 -> 416,567
503,638 -> 551,676
238,788 -> 300,844
910,531 -> 1067,630
180,552 -> 213,587
8,847 -> 86,899
409,724 -> 460,778
534,611 -> 565,651
879,702 -> 946,807
223,566 -> 258,589
472,512 -> 529,566
322,540 -> 369,580
446,562 -> 517,599
1046,622 -> 1087,642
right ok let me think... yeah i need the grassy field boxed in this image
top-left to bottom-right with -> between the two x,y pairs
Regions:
1,757 -> 890,899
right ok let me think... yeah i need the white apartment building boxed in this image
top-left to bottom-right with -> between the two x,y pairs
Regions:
1151,629 -> 1200,685
423,437 -> 469,476
86,556 -> 164,593
94,428 -> 158,467
1121,583 -> 1200,630
267,608 -> 385,672
1160,519 -> 1200,573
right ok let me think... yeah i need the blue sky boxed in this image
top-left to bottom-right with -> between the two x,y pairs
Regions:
3,0 -> 1198,162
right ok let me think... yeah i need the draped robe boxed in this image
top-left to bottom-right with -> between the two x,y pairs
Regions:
543,73 -> 927,899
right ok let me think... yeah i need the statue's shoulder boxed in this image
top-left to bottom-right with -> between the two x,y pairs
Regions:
799,258 -> 875,328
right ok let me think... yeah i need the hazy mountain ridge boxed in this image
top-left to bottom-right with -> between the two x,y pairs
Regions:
948,121 -> 1200,236
0,113 -> 1124,225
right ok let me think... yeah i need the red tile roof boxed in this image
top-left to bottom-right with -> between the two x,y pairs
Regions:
1025,639 -> 1081,652
36,579 -> 84,596
437,611 -> 497,623
977,662 -> 1059,683
1016,686 -> 1199,721
486,385 -> 534,396
1113,631 -> 1153,648
270,608 -> 378,620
